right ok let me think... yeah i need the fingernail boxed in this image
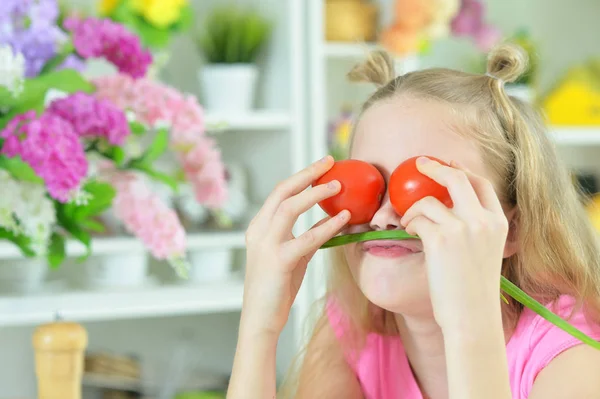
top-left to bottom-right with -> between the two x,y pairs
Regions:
416,156 -> 430,166
320,155 -> 331,163
327,180 -> 339,190
337,210 -> 350,220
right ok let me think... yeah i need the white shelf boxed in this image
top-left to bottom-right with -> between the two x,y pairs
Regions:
0,280 -> 244,326
205,110 -> 291,132
0,231 -> 246,259
550,127 -> 600,145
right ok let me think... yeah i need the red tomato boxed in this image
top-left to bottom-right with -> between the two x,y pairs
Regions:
314,159 -> 385,225
389,156 -> 453,216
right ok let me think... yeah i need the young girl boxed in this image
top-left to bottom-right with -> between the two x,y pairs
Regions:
226,43 -> 600,398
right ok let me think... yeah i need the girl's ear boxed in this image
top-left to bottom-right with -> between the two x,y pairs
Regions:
503,207 -> 519,258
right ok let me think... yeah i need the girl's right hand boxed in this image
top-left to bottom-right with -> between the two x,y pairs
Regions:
241,156 -> 351,337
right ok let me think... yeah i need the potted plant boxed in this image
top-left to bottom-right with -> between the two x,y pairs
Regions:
195,5 -> 272,112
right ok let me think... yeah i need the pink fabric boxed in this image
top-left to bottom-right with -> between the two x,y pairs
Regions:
326,295 -> 600,399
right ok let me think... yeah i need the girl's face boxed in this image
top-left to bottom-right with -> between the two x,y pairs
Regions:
343,96 -> 497,316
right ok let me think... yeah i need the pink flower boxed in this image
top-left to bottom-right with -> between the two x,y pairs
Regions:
171,95 -> 205,147
0,111 -> 88,202
110,172 -> 187,262
47,92 -> 130,146
180,137 -> 228,208
475,25 -> 502,52
64,17 -> 152,78
451,0 -> 483,36
93,74 -> 228,209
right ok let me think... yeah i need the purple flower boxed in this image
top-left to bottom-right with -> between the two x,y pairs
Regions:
0,0 -> 67,77
56,54 -> 85,72
64,17 -> 152,79
1,110 -> 88,203
47,92 -> 131,146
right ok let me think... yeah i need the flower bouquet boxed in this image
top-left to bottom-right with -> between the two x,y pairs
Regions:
0,0 -> 228,279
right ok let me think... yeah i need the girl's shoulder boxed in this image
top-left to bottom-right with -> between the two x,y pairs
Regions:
507,295 -> 600,398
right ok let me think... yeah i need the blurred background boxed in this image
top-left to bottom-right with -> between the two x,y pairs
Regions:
0,0 -> 599,397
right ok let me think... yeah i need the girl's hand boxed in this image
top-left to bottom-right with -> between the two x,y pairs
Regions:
400,156 -> 509,333
241,156 -> 351,337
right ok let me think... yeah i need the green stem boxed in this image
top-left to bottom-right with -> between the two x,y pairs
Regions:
500,276 -> 600,349
320,230 -> 418,249
320,231 -> 600,350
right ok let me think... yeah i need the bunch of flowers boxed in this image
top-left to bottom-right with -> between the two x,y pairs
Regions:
0,1 -> 221,278
98,0 -> 193,49
93,73 -> 229,209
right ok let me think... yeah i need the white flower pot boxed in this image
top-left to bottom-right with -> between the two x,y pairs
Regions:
83,253 -> 148,289
0,257 -> 47,294
199,64 -> 258,112
505,84 -> 535,103
188,249 -> 233,283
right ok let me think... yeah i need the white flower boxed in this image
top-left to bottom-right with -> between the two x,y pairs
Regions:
0,44 -> 25,97
0,171 -> 57,256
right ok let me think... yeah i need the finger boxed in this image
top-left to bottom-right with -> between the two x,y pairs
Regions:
450,160 -> 504,214
282,210 -> 351,262
404,215 -> 438,239
415,157 -> 481,213
257,156 -> 335,223
400,196 -> 456,228
270,180 -> 342,240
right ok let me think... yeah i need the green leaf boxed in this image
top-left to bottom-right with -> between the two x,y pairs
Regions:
0,227 -> 36,257
39,41 -> 76,75
132,164 -> 178,192
0,155 -> 43,183
133,128 -> 169,165
0,69 -> 95,129
129,121 -> 147,136
170,5 -> 194,31
103,145 -> 127,166
79,218 -> 105,233
320,230 -> 418,249
56,202 -> 92,257
47,232 -> 66,269
71,180 -> 116,222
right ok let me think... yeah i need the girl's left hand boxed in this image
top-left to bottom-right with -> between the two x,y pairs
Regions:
400,156 -> 510,333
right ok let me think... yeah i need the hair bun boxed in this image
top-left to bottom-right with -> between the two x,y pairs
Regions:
347,49 -> 395,87
486,42 -> 529,84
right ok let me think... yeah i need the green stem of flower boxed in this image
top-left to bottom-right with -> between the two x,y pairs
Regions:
320,230 -> 600,350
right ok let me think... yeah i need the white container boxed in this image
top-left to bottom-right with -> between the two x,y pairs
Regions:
83,253 -> 148,289
0,257 -> 47,294
199,64 -> 258,112
188,249 -> 233,283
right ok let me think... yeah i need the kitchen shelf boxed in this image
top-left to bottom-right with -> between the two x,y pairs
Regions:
549,127 -> 600,145
0,280 -> 244,327
0,231 -> 246,260
205,110 -> 291,132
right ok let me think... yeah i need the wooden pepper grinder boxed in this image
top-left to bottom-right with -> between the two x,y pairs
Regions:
32,315 -> 88,399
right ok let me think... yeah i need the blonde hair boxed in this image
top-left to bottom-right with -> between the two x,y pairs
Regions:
279,43 -> 600,397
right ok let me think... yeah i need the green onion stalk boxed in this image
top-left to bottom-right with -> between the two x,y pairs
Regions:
320,230 -> 600,350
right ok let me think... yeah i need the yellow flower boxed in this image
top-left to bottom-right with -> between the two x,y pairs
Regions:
129,0 -> 188,28
99,0 -> 120,15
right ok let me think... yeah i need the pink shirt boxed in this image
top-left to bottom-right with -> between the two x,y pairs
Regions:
327,295 -> 600,399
